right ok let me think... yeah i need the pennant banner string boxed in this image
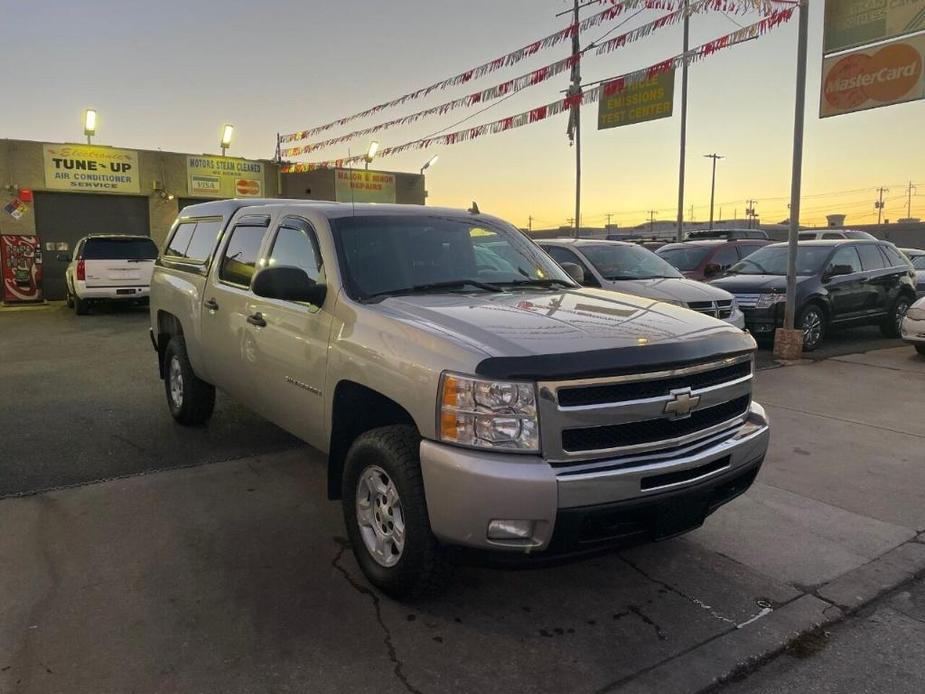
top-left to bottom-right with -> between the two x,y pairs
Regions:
280,7 -> 795,174
280,0 -> 683,144
280,0 -> 772,158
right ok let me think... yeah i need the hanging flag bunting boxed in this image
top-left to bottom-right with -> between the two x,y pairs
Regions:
280,0 -> 689,145
280,7 -> 794,174
281,0 -> 785,158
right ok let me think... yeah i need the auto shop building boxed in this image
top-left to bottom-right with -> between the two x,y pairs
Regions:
0,138 -> 424,301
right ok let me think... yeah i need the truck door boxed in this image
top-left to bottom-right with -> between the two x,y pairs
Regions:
246,216 -> 332,444
200,215 -> 270,403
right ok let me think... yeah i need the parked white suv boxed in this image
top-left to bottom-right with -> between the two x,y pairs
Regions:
65,235 -> 158,314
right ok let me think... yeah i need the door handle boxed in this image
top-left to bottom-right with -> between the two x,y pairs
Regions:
858,277 -> 869,284
204,298 -> 219,311
246,312 -> 267,328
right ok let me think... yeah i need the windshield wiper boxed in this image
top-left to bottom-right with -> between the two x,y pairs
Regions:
363,279 -> 504,301
499,278 -> 575,289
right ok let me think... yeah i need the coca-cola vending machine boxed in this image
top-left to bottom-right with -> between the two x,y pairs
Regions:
1,235 -> 43,303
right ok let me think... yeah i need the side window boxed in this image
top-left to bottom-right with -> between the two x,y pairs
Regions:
184,220 -> 222,263
219,224 -> 267,287
829,246 -> 863,273
881,245 -> 910,268
268,223 -> 324,283
737,244 -> 759,259
856,244 -> 886,271
711,245 -> 739,269
822,232 -> 844,240
543,246 -> 596,286
166,222 -> 195,258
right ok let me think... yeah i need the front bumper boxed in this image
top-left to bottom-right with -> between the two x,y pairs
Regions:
901,313 -> 925,345
420,401 -> 769,555
740,305 -> 782,335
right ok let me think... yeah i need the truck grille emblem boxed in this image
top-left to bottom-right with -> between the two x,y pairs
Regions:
663,388 -> 701,419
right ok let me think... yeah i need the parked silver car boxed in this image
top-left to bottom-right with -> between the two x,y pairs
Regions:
539,239 -> 745,328
901,296 -> 925,355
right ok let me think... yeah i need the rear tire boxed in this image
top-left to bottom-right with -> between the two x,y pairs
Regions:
342,426 -> 447,599
74,295 -> 89,315
880,296 -> 911,338
65,287 -> 74,308
163,337 -> 215,425
916,344 -> 925,356
798,303 -> 826,352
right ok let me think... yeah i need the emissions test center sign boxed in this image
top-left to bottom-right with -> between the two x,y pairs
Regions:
334,169 -> 396,204
598,70 -> 675,130
824,0 -> 925,54
43,144 -> 139,193
821,33 -> 925,117
187,157 -> 265,198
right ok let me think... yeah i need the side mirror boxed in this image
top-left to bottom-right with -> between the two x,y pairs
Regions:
560,262 -> 585,284
703,262 -> 722,277
825,263 -> 853,279
57,254 -> 71,262
252,266 -> 327,306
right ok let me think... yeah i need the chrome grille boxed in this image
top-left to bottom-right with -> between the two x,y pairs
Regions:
732,293 -> 761,308
537,355 -> 753,464
687,299 -> 734,320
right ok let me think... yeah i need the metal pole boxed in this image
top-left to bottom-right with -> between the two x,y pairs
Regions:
571,0 -> 582,239
876,187 -> 887,224
708,155 -> 718,230
676,0 -> 690,242
783,0 -> 809,332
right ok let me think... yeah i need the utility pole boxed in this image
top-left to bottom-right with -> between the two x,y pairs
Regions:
746,199 -> 758,228
875,187 -> 888,224
528,215 -> 533,232
704,153 -> 724,230
648,210 -> 657,234
777,0 -> 808,358
689,204 -> 694,224
906,181 -> 917,219
606,213 -> 613,228
567,0 -> 582,240
676,0 -> 690,243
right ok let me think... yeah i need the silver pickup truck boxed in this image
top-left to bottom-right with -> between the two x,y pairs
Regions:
149,199 -> 769,597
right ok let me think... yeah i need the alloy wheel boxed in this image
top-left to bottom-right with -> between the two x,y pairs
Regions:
168,355 -> 184,410
356,465 -> 405,568
801,309 -> 823,348
895,299 -> 910,334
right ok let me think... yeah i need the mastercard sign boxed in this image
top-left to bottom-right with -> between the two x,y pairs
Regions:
821,34 -> 925,117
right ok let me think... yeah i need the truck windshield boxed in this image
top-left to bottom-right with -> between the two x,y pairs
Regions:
333,215 -> 575,300
580,244 -> 682,280
83,237 -> 158,260
727,246 -> 832,276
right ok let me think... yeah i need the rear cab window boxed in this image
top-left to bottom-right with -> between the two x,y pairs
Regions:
164,217 -> 223,264
83,237 -> 158,260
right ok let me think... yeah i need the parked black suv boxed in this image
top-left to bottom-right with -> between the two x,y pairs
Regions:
711,240 -> 917,350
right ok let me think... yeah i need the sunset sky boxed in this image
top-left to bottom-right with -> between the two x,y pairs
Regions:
1,0 -> 923,228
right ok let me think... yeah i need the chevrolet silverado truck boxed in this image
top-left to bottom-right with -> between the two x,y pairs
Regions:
149,199 -> 769,597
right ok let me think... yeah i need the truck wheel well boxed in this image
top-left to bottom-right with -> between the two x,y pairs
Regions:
327,381 -> 417,500
155,311 -> 184,379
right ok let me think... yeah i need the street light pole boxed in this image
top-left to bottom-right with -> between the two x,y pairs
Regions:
569,0 -> 582,239
676,0 -> 690,242
777,0 -> 809,359
705,153 -> 723,230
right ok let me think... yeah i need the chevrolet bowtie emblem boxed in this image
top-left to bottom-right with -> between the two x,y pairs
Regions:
663,388 -> 701,419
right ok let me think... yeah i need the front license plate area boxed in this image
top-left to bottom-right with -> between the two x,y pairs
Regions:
654,494 -> 708,540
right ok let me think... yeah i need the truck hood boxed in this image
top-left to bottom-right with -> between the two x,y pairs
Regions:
599,277 -> 733,304
372,288 -> 754,379
710,274 -> 812,292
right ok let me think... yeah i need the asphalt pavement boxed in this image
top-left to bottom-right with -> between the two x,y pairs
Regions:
1,302 -> 924,694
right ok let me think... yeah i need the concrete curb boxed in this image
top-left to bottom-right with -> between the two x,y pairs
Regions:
609,538 -> 925,694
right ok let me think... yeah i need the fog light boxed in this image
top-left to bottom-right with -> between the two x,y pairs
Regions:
487,520 -> 535,540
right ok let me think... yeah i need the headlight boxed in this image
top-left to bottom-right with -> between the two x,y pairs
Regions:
438,373 -> 539,452
906,307 -> 925,321
755,293 -> 787,309
730,297 -> 739,312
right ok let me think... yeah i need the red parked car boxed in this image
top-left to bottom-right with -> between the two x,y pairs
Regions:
656,239 -> 771,282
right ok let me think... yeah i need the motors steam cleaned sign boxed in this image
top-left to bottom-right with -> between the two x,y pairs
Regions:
186,156 -> 265,198
821,33 -> 925,117
43,144 -> 140,193
597,70 -> 675,130
824,0 -> 925,54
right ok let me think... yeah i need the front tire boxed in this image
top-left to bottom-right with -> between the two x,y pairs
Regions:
342,426 -> 447,598
163,337 -> 215,425
798,303 -> 826,351
880,296 -> 911,338
915,344 -> 925,356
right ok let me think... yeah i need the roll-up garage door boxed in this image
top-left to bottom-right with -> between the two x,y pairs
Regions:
33,192 -> 150,300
